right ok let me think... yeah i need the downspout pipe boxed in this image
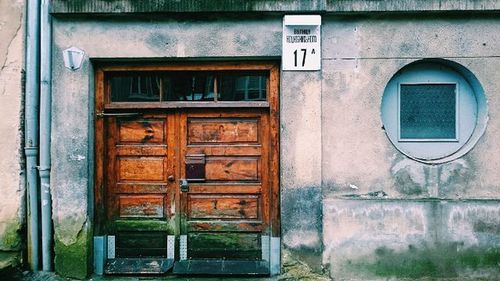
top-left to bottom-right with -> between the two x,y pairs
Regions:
39,0 -> 53,271
25,0 -> 41,271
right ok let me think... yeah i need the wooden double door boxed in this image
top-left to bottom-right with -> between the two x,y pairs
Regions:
99,107 -> 276,274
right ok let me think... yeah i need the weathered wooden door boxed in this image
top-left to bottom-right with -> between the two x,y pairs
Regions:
174,109 -> 271,274
102,113 -> 177,273
95,62 -> 279,275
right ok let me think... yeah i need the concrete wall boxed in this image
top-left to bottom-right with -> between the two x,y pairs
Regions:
0,0 -> 25,272
321,14 -> 500,279
51,15 -> 286,278
50,12 -> 500,279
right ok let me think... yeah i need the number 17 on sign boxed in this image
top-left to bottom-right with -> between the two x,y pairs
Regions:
294,48 -> 317,67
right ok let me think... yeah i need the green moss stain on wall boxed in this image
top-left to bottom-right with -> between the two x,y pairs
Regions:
280,249 -> 330,281
348,244 -> 500,278
0,220 -> 21,251
54,228 -> 91,279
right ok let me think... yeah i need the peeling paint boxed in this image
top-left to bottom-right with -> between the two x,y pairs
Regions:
69,154 -> 86,161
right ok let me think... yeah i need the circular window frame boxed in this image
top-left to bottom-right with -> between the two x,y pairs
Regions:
381,59 -> 488,164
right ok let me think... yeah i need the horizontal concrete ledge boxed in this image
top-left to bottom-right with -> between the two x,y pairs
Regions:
51,0 -> 500,14
324,197 -> 500,203
328,0 -> 500,13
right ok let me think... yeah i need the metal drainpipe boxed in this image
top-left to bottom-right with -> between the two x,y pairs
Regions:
25,0 -> 41,271
39,0 -> 53,271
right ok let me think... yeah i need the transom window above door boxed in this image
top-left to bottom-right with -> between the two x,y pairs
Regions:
106,70 -> 268,105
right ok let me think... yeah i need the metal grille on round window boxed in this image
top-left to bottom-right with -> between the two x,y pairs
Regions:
399,84 -> 457,141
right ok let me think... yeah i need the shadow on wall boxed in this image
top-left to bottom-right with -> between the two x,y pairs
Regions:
281,186 -> 323,272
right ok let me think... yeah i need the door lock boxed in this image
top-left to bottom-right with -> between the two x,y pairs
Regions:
180,179 -> 189,192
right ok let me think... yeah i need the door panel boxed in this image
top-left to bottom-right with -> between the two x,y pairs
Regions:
105,114 -> 175,258
179,110 -> 270,261
188,232 -> 261,259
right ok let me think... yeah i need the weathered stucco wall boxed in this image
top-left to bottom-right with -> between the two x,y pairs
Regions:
51,16 -> 308,278
321,15 -> 500,198
0,0 -> 25,272
321,15 -> 500,279
324,199 -> 500,279
51,12 -> 500,279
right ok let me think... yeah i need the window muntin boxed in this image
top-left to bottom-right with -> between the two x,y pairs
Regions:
109,71 -> 268,103
398,83 -> 458,141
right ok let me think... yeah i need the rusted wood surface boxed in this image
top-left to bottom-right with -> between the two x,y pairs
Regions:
186,146 -> 262,156
188,195 -> 259,220
116,184 -> 168,194
118,157 -> 166,181
119,195 -> 165,218
116,146 -> 167,156
188,118 -> 259,144
105,101 -> 270,109
99,62 -> 277,72
187,221 -> 263,232
94,69 -> 106,234
118,120 -> 166,144
269,64 -> 281,237
205,157 -> 260,181
187,184 -> 262,194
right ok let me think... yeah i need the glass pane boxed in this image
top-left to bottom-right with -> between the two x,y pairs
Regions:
218,72 -> 267,101
400,84 -> 456,139
110,73 -> 161,102
163,72 -> 215,101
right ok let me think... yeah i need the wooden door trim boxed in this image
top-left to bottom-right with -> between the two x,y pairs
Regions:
97,61 -> 277,72
95,68 -> 106,234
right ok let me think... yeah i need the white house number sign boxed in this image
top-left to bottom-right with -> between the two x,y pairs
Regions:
282,15 -> 321,71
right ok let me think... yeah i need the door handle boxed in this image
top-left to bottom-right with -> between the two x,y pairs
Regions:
180,179 -> 189,193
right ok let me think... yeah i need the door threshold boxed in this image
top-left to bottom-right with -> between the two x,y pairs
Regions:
173,259 -> 270,275
105,258 -> 174,275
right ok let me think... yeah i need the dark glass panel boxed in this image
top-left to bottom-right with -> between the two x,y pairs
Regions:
400,84 -> 456,139
110,73 -> 161,102
163,72 -> 215,101
218,72 -> 267,101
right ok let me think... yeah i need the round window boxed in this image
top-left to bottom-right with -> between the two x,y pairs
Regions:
381,60 -> 487,163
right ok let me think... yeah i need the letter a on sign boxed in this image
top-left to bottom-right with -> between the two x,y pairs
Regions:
282,15 -> 321,71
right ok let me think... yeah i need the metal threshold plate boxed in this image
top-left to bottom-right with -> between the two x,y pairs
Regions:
173,260 -> 270,275
105,258 -> 174,275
